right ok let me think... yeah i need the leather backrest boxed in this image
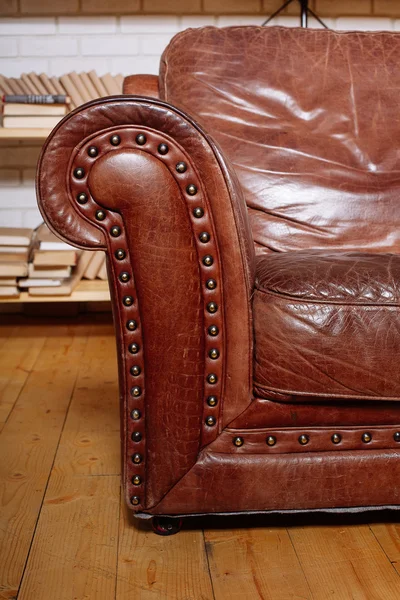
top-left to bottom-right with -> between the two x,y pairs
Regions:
160,26 -> 400,254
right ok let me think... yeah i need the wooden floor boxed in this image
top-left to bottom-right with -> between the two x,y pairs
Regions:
2,317 -> 400,599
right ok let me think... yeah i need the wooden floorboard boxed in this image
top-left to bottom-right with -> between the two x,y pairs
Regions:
2,317 -> 400,599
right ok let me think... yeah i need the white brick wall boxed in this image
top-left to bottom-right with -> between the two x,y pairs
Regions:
0,12 -> 397,229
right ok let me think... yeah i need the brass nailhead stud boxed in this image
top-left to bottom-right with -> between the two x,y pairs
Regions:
207,373 -> 217,384
77,192 -> 88,204
110,225 -> 121,237
193,207 -> 204,218
362,432 -> 372,443
131,496 -> 140,505
208,325 -> 219,336
131,409 -> 141,420
110,134 -> 121,146
266,435 -> 277,446
203,255 -> 213,267
207,302 -> 218,313
158,143 -> 169,155
119,272 -> 130,283
126,319 -> 137,331
132,431 -> 142,442
206,279 -> 217,290
88,146 -> 98,157
132,475 -> 141,486
176,161 -> 187,173
298,434 -> 309,445
115,249 -> 126,260
199,232 -> 210,243
187,184 -> 198,196
331,433 -> 341,444
129,343 -> 139,354
131,386 -> 141,397
209,348 -> 219,360
207,395 -> 218,407
206,416 -> 216,426
136,133 -> 146,145
132,453 -> 142,464
123,296 -> 134,307
130,365 -> 141,376
233,436 -> 244,447
394,432 -> 400,442
95,210 -> 106,221
73,167 -> 85,179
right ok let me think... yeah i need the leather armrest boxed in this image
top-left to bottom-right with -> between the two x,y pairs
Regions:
122,74 -> 159,97
36,96 -> 255,512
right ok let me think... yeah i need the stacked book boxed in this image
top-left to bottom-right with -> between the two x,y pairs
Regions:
0,70 -> 124,129
0,225 -> 108,299
0,227 -> 32,299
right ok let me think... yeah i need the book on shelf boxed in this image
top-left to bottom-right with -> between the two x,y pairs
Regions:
0,286 -> 19,299
28,251 -> 92,296
2,115 -> 64,129
0,245 -> 29,254
2,103 -> 68,116
0,262 -> 28,277
0,277 -> 17,286
0,250 -> 29,262
19,278 -> 62,288
33,249 -> 79,267
28,263 -> 72,278
0,227 -> 32,246
83,251 -> 104,280
97,257 -> 108,280
2,94 -> 69,105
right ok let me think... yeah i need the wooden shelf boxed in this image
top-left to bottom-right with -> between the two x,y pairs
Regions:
0,280 -> 110,303
0,128 -> 51,140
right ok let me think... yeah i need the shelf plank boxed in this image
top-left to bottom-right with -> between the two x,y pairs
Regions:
0,280 -> 110,303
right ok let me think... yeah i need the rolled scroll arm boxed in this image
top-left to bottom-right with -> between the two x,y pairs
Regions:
37,96 -> 255,513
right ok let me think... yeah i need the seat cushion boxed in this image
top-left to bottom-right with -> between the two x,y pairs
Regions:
253,252 -> 400,402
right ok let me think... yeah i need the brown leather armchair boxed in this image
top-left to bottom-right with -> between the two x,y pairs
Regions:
37,26 -> 400,534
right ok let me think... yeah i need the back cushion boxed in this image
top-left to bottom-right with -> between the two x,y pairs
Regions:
160,26 -> 400,254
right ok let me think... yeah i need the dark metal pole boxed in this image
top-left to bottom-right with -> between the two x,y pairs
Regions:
299,0 -> 308,27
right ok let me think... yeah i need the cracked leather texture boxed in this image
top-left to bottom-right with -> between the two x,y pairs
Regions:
161,26 -> 400,255
254,252 -> 400,400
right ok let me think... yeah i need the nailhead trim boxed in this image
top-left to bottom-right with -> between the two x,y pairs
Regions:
70,126 -> 226,507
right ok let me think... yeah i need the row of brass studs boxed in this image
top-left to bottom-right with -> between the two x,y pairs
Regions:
73,132 -> 151,509
73,131 -> 223,495
233,431 -> 400,448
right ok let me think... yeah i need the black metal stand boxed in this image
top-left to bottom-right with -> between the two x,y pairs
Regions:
262,0 -> 328,28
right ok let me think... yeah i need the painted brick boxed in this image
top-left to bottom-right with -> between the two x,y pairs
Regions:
0,17 -> 56,34
204,0 -> 261,12
19,36 -> 78,57
109,55 -> 160,76
143,0 -> 201,13
316,0 -> 372,16
216,14 -> 266,25
82,0 -> 140,13
22,208 -> 43,228
374,0 -> 400,16
0,187 -> 37,208
0,57 -> 49,77
48,57 -> 110,76
121,16 -> 179,33
0,169 -> 20,186
139,33 -> 177,55
0,209 -> 23,227
0,36 -> 17,56
0,0 -> 17,16
336,16 -> 392,29
22,168 -> 36,184
58,16 -> 117,33
0,146 -> 41,168
20,0 -> 79,14
180,15 -> 217,29
81,35 -> 139,56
